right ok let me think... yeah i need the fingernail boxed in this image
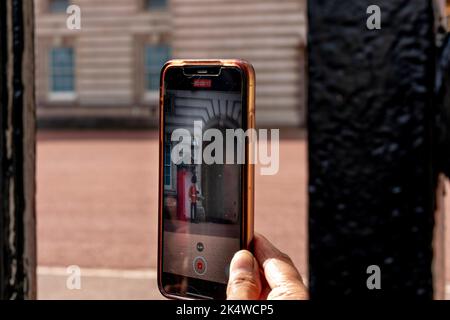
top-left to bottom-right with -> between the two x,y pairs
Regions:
230,251 -> 254,273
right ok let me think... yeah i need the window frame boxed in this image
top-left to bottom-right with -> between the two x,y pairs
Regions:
47,0 -> 70,13
48,46 -> 76,101
145,0 -> 168,11
144,44 -> 171,94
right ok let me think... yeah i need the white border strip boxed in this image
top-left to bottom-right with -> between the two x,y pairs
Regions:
37,266 -> 157,280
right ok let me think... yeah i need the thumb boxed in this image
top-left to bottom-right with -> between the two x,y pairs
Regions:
227,250 -> 262,300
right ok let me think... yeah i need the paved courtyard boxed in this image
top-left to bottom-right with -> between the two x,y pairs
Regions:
36,130 -> 449,299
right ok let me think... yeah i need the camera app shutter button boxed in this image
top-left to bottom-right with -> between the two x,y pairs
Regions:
193,256 -> 207,275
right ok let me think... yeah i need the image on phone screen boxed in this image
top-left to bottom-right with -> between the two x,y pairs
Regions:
161,66 -> 244,299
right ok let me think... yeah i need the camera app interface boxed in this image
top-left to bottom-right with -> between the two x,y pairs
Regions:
162,68 -> 243,286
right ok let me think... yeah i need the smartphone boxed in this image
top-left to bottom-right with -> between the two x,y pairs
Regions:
158,59 -> 255,299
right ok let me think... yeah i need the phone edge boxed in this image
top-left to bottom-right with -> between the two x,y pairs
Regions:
157,59 -> 255,300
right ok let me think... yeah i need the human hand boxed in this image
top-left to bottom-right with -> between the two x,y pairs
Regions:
227,234 -> 308,300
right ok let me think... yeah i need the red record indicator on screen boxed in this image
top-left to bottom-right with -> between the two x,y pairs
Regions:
193,256 -> 207,275
193,79 -> 212,88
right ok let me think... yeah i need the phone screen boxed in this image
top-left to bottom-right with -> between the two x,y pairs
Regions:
161,66 -> 245,299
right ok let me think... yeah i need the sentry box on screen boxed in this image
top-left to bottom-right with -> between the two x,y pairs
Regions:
157,60 -> 255,300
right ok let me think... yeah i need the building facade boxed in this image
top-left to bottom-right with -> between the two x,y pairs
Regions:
35,0 -> 307,127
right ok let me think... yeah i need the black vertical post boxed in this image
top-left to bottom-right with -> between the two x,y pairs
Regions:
308,0 -> 437,298
0,0 -> 36,299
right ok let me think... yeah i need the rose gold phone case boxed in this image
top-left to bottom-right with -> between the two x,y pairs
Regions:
157,59 -> 255,300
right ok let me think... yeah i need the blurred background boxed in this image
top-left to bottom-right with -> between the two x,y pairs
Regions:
33,0 -> 450,299
34,0 -> 308,299
35,0 -> 306,126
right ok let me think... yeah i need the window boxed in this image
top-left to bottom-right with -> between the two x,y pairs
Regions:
145,44 -> 171,91
50,47 -> 75,93
49,0 -> 69,13
147,0 -> 167,10
164,143 -> 172,187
